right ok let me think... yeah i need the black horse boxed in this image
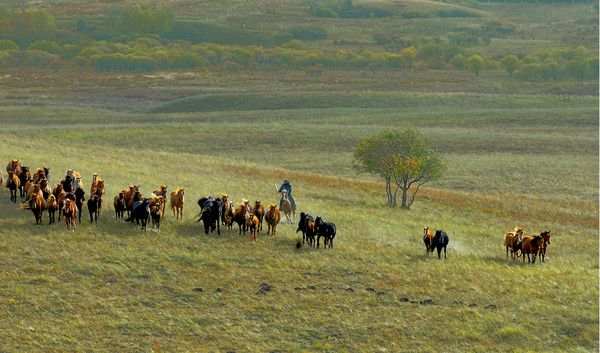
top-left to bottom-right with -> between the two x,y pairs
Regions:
74,187 -> 85,223
17,166 -> 31,198
128,198 -> 150,230
297,212 -> 316,246
197,197 -> 223,235
87,195 -> 99,224
432,230 -> 449,259
315,216 -> 336,249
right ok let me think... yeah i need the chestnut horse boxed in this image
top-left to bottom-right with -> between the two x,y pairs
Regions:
169,188 -> 185,220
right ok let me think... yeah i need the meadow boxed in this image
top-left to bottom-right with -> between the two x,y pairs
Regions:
0,0 -> 598,351
0,67 -> 598,352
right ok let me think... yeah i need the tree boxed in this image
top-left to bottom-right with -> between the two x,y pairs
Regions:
500,54 -> 520,77
565,58 -> 589,82
354,127 -> 445,209
467,55 -> 484,76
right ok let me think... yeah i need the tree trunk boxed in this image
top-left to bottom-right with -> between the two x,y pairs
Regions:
400,180 -> 409,208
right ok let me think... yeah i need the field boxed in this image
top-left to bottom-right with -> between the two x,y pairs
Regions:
0,68 -> 598,352
0,0 -> 599,351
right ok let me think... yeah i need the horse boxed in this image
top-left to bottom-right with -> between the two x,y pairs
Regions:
0,171 -> 2,192
281,190 -> 294,223
45,194 -> 58,225
297,212 -> 315,245
74,187 -> 85,224
114,192 -> 126,220
17,166 -> 31,198
219,193 -> 229,225
28,190 -> 45,225
56,190 -> 67,219
197,197 -> 223,235
248,213 -> 260,240
432,230 -> 449,259
6,171 -> 20,203
32,167 -> 49,184
153,184 -> 168,213
170,188 -> 185,220
233,203 -> 249,235
6,159 -> 21,175
315,217 -> 336,249
129,199 -> 150,230
538,230 -> 551,263
253,200 -> 265,232
504,227 -> 524,260
126,190 -> 143,218
87,195 -> 99,224
90,178 -> 105,214
422,226 -> 434,256
150,202 -> 163,232
522,233 -> 544,263
265,204 -> 281,236
224,201 -> 234,230
63,198 -> 78,230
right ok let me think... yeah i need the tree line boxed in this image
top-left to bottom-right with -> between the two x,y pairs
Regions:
0,4 -> 596,82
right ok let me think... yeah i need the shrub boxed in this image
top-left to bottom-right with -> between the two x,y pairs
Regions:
0,39 -> 18,51
290,26 -> 327,40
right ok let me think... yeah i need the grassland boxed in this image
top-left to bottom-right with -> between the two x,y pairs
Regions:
0,66 -> 598,351
0,0 -> 598,351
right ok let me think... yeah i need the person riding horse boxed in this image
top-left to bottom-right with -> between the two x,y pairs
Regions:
276,179 -> 296,211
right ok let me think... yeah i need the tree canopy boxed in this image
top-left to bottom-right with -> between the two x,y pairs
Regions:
354,127 -> 445,209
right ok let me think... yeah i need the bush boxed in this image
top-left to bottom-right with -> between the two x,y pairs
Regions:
0,39 -> 18,51
400,11 -> 431,19
291,26 -> 327,40
0,49 -> 59,68
28,40 -> 60,54
89,53 -> 157,71
436,9 -> 479,18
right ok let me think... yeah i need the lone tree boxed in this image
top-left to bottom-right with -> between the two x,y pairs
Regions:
354,127 -> 444,209
467,55 -> 484,77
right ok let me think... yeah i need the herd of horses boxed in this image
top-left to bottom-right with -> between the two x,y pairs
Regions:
2,160 -> 338,248
421,225 -> 552,263
503,227 -> 552,263
3,159 -> 553,259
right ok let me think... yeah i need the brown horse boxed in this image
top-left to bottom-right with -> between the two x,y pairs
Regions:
233,203 -> 249,235
504,227 -> 524,260
253,200 -> 265,232
538,230 -> 552,263
522,233 -> 544,263
423,226 -> 434,256
5,171 -> 20,203
224,201 -> 234,230
220,193 -> 229,225
63,198 -> 78,230
6,159 -> 21,175
248,213 -> 260,240
169,187 -> 185,220
46,194 -> 58,224
152,184 -> 167,213
91,178 -> 105,214
28,190 -> 45,225
114,192 -> 126,220
265,204 -> 281,236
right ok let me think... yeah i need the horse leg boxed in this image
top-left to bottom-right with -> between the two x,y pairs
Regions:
444,246 -> 447,259
317,235 -> 321,248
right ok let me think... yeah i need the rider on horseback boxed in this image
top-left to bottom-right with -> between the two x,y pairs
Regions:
276,178 -> 296,211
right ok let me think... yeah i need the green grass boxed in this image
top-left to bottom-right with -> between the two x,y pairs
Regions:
0,86 -> 597,351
